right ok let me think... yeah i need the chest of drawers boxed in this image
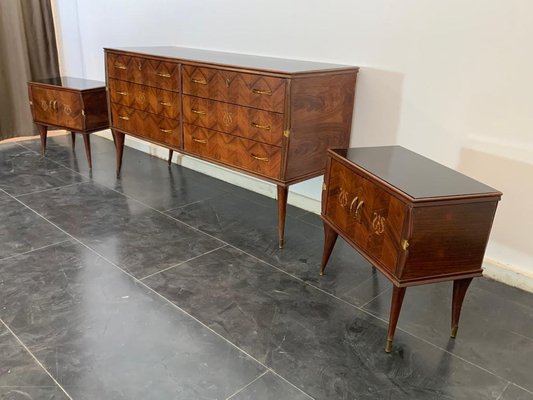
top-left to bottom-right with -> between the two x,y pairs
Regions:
27,77 -> 109,168
320,146 -> 501,352
105,47 -> 359,247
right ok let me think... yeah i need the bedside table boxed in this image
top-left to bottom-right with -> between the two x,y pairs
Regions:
27,76 -> 109,168
320,146 -> 502,352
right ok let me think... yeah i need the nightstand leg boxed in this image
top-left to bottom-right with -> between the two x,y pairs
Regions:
451,277 -> 473,338
70,131 -> 76,151
82,134 -> 92,169
386,285 -> 406,353
168,149 -> 173,167
37,125 -> 47,155
111,129 -> 125,177
320,223 -> 338,275
277,185 -> 288,248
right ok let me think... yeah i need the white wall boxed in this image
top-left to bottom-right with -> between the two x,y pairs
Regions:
52,0 -> 533,289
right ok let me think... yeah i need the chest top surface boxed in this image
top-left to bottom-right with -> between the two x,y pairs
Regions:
30,76 -> 105,90
106,46 -> 358,75
331,146 -> 501,200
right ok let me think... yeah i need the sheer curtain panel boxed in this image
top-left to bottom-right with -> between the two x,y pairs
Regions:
0,0 -> 60,140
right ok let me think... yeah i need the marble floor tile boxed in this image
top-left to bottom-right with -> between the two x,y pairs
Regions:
500,384 -> 533,400
0,324 -> 69,400
363,277 -> 533,392
0,240 -> 265,400
18,182 -> 224,278
144,246 -> 509,400
229,372 -> 312,400
166,192 -> 390,307
0,143 -> 87,196
0,191 -> 68,260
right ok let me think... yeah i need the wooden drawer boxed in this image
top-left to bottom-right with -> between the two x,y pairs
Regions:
182,66 -> 286,113
183,124 -> 281,179
182,95 -> 283,146
108,78 -> 180,119
111,104 -> 181,149
30,86 -> 83,130
324,158 -> 407,274
107,52 -> 179,92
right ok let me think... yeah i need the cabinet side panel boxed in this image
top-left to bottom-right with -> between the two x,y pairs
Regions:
402,201 -> 499,281
284,71 -> 357,181
82,90 -> 109,131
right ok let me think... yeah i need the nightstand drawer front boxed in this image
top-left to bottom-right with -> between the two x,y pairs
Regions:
30,86 -> 83,130
184,125 -> 281,179
108,79 -> 180,119
182,66 -> 286,113
325,159 -> 407,273
182,95 -> 283,146
107,53 -> 179,91
111,104 -> 181,148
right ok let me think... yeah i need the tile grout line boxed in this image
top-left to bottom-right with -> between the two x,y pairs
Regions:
0,239 -> 72,263
224,370 -> 269,400
14,181 -> 88,198
139,244 -> 228,280
0,318 -> 74,400
3,190 -> 315,400
495,382 -> 511,400
10,142 -> 523,394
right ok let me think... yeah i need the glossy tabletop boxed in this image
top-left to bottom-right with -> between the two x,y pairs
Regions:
332,146 -> 501,200
30,76 -> 105,90
106,46 -> 358,74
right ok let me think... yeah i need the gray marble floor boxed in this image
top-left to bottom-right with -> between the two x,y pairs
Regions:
0,135 -> 532,400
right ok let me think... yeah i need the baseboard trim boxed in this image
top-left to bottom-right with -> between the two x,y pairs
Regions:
96,131 -> 531,293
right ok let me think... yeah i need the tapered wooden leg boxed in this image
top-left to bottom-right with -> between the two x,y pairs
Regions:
320,222 -> 338,275
451,278 -> 473,338
82,134 -> 92,169
168,149 -> 173,167
111,129 -> 125,177
277,185 -> 288,248
70,131 -> 76,151
385,285 -> 406,352
37,125 -> 48,155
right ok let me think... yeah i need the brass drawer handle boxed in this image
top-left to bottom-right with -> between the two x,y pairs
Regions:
156,72 -> 171,78
251,122 -> 271,131
159,101 -> 172,106
192,137 -> 207,144
251,154 -> 269,162
118,115 -> 130,120
191,109 -> 206,115
349,197 -> 359,214
116,91 -> 128,96
252,88 -> 272,96
192,78 -> 207,85
355,200 -> 364,217
114,63 -> 127,70
160,128 -> 173,133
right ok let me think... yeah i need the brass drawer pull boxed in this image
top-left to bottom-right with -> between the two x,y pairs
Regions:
159,101 -> 172,106
191,109 -> 206,115
118,115 -> 130,120
160,128 -> 173,133
251,154 -> 270,162
355,201 -> 364,217
49,100 -> 58,111
192,78 -> 207,85
114,63 -> 127,70
116,91 -> 128,96
251,122 -> 271,131
192,137 -> 207,144
156,72 -> 171,78
349,197 -> 359,214
252,88 -> 272,96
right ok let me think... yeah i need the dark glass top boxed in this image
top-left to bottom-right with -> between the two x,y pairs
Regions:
32,76 -> 105,90
333,146 -> 500,200
107,46 -> 357,74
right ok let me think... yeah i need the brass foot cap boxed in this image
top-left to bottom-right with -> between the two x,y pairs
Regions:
451,326 -> 458,338
278,239 -> 284,249
385,339 -> 393,353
